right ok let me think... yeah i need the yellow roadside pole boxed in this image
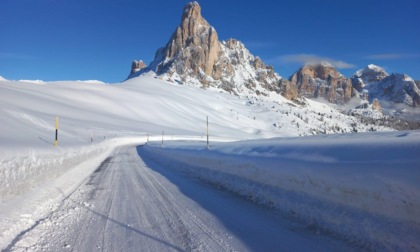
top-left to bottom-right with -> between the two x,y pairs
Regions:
207,116 -> 209,149
54,116 -> 58,147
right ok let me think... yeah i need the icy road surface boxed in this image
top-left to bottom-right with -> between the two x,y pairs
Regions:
8,146 -> 354,251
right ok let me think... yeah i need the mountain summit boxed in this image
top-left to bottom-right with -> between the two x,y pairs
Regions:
127,1 -> 418,113
289,63 -> 355,103
351,65 -> 420,106
128,2 -> 297,99
153,1 -> 220,79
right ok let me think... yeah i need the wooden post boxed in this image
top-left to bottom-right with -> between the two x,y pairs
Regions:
161,130 -> 164,147
54,116 -> 58,147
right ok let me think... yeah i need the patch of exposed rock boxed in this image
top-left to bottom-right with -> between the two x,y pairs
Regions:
130,60 -> 147,74
372,99 -> 382,112
289,63 -> 355,103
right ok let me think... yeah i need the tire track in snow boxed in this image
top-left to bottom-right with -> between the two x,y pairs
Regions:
8,145 -> 356,252
132,155 -> 234,251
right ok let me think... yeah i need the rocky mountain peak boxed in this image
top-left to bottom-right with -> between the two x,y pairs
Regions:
181,1 -> 203,23
127,2 -> 296,99
350,66 -> 420,107
130,60 -> 146,74
293,63 -> 342,81
353,64 -> 388,84
289,63 -> 354,103
151,1 -> 221,78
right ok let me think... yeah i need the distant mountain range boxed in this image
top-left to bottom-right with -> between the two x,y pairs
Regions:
128,1 -> 420,113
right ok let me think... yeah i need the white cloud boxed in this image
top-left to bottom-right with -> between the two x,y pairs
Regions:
366,53 -> 420,60
277,54 -> 355,69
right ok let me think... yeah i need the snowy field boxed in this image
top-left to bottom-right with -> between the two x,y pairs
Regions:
0,74 -> 419,250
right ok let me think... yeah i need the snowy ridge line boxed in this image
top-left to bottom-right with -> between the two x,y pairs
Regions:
140,133 -> 420,251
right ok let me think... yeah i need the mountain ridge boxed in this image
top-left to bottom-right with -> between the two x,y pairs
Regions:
128,1 -> 298,100
127,1 -> 419,113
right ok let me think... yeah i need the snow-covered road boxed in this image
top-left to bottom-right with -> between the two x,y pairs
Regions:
7,145 -> 355,251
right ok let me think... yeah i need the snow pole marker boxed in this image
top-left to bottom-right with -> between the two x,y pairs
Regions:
161,130 -> 164,147
54,116 -> 58,147
206,116 -> 209,149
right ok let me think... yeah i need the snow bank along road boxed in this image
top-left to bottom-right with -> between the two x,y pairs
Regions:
6,145 -> 355,251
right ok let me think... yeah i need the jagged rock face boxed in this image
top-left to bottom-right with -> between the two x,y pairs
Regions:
380,74 -> 420,106
351,65 -> 420,107
214,38 -> 283,96
352,64 -> 388,86
279,79 -> 299,100
128,2 -> 296,99
163,1 -> 220,77
130,60 -> 146,74
289,63 -> 355,103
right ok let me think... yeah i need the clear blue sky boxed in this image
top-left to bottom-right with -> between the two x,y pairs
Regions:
1,0 -> 420,83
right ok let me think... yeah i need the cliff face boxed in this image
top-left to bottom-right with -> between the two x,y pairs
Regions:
289,63 -> 355,103
127,2 -> 419,110
160,2 -> 221,78
128,2 -> 298,99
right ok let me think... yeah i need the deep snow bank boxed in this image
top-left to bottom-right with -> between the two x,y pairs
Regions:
0,137 -> 144,203
140,131 -> 420,251
0,137 -> 145,250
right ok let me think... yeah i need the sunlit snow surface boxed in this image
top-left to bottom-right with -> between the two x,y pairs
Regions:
0,74 -> 419,250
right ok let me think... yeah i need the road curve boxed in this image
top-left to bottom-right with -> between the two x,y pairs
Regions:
9,145 -> 354,251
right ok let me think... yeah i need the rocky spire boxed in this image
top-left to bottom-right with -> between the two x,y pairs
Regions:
128,2 -> 295,100
161,1 -> 220,77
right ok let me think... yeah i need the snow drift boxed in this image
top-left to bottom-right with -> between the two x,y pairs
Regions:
140,131 -> 420,251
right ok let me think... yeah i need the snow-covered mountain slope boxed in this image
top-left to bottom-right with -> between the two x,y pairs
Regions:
0,74 -> 393,199
0,74 -> 392,153
0,75 -> 418,251
126,1 -> 419,122
351,64 -> 420,107
353,64 -> 389,85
